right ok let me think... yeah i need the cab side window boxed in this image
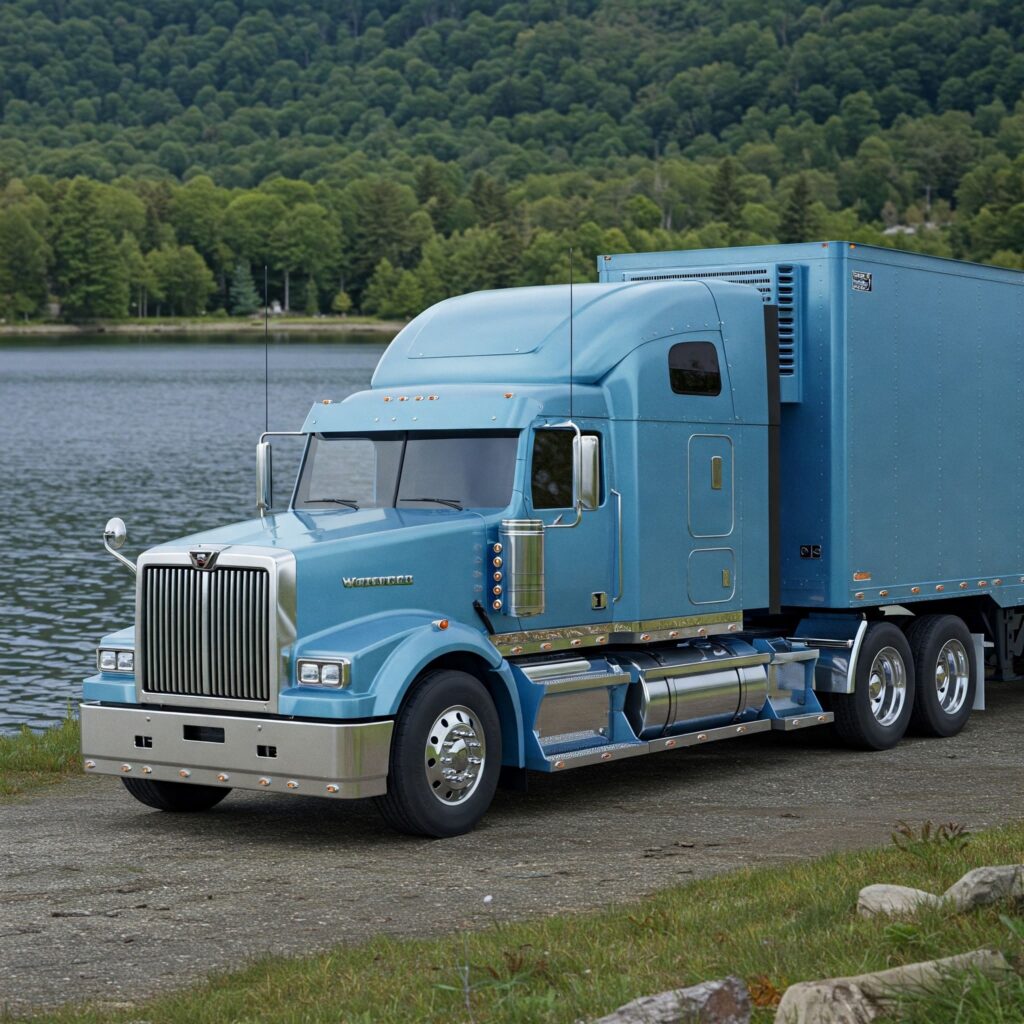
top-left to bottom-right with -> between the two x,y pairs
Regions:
531,430 -> 602,509
668,341 -> 721,396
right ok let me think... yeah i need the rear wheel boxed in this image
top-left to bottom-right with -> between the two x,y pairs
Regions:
905,614 -> 976,737
376,669 -> 501,838
121,777 -> 230,812
832,622 -> 915,750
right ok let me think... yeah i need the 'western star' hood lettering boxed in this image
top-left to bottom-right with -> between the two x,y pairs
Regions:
342,575 -> 414,588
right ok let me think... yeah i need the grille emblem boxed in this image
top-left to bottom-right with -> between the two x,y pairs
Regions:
190,549 -> 219,570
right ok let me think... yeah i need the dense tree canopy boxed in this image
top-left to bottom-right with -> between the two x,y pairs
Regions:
0,0 -> 1022,320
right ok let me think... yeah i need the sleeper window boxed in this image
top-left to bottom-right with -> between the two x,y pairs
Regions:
668,341 -> 721,396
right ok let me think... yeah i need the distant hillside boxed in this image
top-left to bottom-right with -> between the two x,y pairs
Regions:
0,0 -> 1022,320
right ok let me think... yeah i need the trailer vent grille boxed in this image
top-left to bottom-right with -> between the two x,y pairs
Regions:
625,266 -> 774,299
140,565 -> 271,702
775,264 -> 797,377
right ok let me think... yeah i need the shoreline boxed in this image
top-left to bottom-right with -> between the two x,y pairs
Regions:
0,317 -> 405,337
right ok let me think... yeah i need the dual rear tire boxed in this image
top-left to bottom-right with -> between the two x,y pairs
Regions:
833,615 -> 976,750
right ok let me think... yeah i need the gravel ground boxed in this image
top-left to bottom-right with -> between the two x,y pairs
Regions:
2,684 -> 1022,1014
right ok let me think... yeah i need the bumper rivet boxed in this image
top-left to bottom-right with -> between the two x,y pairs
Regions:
179,769 -> 190,779
84,760 -> 96,769
286,780 -> 299,790
258,777 -> 272,786
217,773 -> 230,783
325,784 -> 339,794
120,763 -> 132,773
142,766 -> 152,775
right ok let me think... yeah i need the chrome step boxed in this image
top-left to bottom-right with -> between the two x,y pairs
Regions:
770,711 -> 834,731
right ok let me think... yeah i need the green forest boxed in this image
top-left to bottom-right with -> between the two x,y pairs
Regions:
1,0 -> 1024,320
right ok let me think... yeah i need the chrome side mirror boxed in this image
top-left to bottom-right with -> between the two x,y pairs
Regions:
575,434 -> 600,511
256,441 -> 273,513
103,517 -> 136,575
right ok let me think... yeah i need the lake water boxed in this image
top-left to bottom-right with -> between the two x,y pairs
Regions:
0,332 -> 391,732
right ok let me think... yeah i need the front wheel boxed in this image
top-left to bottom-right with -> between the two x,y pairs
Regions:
375,669 -> 501,838
122,777 -> 230,812
832,621 -> 915,750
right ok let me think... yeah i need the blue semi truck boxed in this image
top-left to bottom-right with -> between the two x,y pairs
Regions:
81,242 -> 1024,836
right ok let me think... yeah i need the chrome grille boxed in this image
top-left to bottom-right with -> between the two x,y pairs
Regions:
141,566 -> 271,702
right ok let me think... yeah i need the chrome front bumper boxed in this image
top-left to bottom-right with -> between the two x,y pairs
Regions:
80,703 -> 393,799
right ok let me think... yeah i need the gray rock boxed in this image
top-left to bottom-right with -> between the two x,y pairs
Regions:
856,884 -> 942,919
943,865 -> 1024,911
773,981 -> 878,1024
775,948 -> 1011,1024
592,976 -> 750,1024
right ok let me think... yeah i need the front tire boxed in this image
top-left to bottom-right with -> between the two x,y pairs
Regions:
122,777 -> 230,812
376,669 -> 501,838
905,614 -> 976,737
832,622 -> 915,750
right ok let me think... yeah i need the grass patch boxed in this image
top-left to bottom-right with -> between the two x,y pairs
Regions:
9,820 -> 1022,1023
0,714 -> 81,797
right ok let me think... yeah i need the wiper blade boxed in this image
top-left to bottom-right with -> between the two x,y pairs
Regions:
399,496 -> 464,510
309,497 -> 360,509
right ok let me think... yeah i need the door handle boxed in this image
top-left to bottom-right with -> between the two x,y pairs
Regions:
710,455 -> 723,490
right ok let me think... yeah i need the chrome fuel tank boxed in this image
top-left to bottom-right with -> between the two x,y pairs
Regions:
620,640 -> 769,739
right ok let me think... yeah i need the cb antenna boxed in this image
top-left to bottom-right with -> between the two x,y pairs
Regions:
263,264 -> 269,434
568,246 -> 574,422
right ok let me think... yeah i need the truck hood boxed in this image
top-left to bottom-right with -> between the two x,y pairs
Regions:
149,509 -> 493,639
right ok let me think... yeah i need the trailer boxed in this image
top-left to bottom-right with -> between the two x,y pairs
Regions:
81,242 -> 1024,835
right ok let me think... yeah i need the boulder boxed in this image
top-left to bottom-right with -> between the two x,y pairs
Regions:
775,948 -> 1011,1024
592,976 -> 750,1024
943,865 -> 1024,911
856,884 -> 942,919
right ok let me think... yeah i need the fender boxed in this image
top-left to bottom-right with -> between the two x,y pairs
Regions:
279,609 -> 525,767
374,618 -> 525,768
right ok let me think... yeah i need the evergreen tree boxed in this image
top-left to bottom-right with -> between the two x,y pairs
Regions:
778,174 -> 818,243
710,158 -> 743,228
331,290 -> 353,315
52,177 -> 128,320
0,206 -> 49,319
229,261 -> 260,315
303,277 -> 319,315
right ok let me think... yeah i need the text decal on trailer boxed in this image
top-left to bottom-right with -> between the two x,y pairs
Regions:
852,271 -> 873,292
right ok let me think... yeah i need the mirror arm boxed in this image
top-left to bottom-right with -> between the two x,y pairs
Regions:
104,540 -> 137,576
544,420 -> 583,530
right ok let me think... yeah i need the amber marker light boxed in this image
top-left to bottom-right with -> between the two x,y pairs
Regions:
853,571 -> 871,581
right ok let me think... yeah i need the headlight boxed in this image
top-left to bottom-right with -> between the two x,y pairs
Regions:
97,648 -> 134,674
297,658 -> 350,688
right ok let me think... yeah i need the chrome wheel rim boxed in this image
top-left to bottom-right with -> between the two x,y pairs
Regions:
424,705 -> 485,805
934,638 -> 969,715
867,646 -> 907,727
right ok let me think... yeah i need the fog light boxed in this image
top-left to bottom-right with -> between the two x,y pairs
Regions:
99,650 -> 117,672
299,662 -> 320,684
116,651 -> 134,672
320,663 -> 341,686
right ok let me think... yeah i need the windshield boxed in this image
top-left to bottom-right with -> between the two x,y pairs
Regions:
293,432 -> 519,511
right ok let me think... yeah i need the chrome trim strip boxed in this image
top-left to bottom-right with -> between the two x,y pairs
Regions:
491,611 -> 743,657
135,545 -> 297,715
649,654 -> 770,680
535,671 -> 632,694
545,717 -> 776,770
611,488 -> 623,603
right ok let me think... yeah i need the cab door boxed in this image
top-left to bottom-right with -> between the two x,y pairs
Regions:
524,426 -> 616,628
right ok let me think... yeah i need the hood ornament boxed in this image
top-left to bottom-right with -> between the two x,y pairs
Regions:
190,549 -> 220,570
